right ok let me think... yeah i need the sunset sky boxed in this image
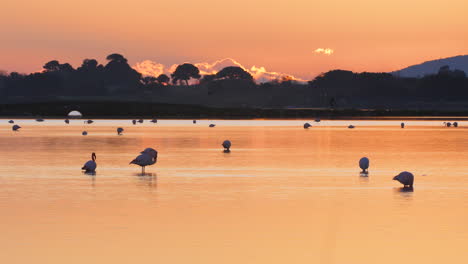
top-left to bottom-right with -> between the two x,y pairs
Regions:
1,0 -> 467,80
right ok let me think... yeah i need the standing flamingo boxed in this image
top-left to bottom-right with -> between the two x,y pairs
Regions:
130,148 -> 158,174
82,153 -> 97,173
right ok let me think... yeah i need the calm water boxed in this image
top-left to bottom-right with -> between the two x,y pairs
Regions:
0,119 -> 467,264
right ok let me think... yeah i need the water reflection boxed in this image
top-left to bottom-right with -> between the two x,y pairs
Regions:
135,173 -> 157,188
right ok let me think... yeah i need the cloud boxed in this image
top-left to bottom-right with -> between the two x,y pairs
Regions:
132,58 -> 307,83
133,60 -> 165,77
314,48 -> 334,55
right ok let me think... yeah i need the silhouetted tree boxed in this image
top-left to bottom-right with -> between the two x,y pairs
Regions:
171,63 -> 201,85
142,76 -> 157,85
215,66 -> 253,81
200,74 -> 216,84
156,74 -> 170,85
103,53 -> 141,94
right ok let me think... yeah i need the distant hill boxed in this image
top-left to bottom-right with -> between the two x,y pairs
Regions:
392,55 -> 468,78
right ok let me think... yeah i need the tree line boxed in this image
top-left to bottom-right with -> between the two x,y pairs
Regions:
1,53 -> 468,107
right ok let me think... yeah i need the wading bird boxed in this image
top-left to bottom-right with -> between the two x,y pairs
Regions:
453,122 -> 458,127
36,118 -> 44,122
359,157 -> 369,173
65,119 -> 70,124
222,140 -> 231,152
401,122 -> 405,128
393,171 -> 414,188
193,120 -> 197,124
138,119 -> 144,123
304,123 -> 311,129
209,124 -> 216,127
117,127 -> 124,135
348,125 -> 355,129
12,124 -> 21,131
150,119 -> 157,123
8,120 -> 14,124
84,120 -> 94,124
82,152 -> 97,173
132,120 -> 136,125
130,148 -> 158,174
82,131 -> 88,136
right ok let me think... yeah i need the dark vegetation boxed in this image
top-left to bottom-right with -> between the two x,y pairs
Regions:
1,53 -> 468,117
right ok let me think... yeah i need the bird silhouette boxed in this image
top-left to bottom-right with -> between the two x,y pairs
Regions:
393,171 -> 414,188
12,124 -> 21,131
82,152 -> 97,173
130,148 -> 158,174
359,157 -> 369,174
222,140 -> 231,152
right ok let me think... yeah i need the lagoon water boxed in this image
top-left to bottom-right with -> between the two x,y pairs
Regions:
0,119 -> 467,264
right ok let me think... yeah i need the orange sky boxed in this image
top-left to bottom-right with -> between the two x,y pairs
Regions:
1,0 -> 467,79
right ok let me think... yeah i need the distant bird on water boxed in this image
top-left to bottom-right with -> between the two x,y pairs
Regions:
82,152 -> 97,173
82,131 -> 88,136
132,120 -> 137,125
222,140 -> 231,152
12,124 -> 21,131
393,171 -> 414,188
65,119 -> 70,124
443,122 -> 452,127
138,119 -> 144,123
359,157 -> 369,174
117,127 -> 124,135
193,120 -> 197,124
150,119 -> 158,123
303,123 -> 311,129
8,120 -> 14,124
84,120 -> 94,124
453,122 -> 458,127
130,148 -> 158,174
348,125 -> 355,129
209,124 -> 216,127
401,122 -> 405,128
36,118 -> 44,122
315,119 -> 321,122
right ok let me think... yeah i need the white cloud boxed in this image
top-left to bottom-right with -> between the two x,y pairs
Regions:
314,48 -> 334,55
132,58 -> 307,83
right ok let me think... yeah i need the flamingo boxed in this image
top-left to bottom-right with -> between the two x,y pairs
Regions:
117,127 -> 124,135
393,171 -> 414,188
12,124 -> 21,131
359,157 -> 369,173
130,148 -> 158,174
222,140 -> 231,152
304,123 -> 311,129
82,152 -> 97,173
